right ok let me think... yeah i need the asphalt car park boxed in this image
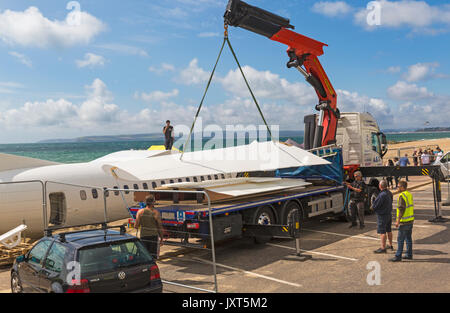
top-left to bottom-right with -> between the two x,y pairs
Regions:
1,182 -> 449,293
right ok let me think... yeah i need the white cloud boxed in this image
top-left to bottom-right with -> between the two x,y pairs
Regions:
0,6 -> 105,48
198,32 -> 220,38
354,0 -> 450,31
76,53 -> 106,68
386,66 -> 401,74
403,62 -> 441,82
176,59 -> 210,85
387,81 -> 433,100
149,63 -> 176,74
9,51 -> 32,67
220,65 -> 317,106
96,43 -> 148,57
0,81 -> 24,94
312,1 -> 353,17
137,89 -> 179,102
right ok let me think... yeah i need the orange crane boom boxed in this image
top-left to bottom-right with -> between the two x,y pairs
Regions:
224,0 -> 340,148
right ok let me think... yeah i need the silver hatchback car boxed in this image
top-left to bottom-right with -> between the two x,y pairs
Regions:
434,152 -> 450,181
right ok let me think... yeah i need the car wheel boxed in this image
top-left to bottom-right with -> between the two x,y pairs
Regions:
11,272 -> 23,293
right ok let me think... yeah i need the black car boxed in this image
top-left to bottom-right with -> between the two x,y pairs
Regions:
11,226 -> 162,293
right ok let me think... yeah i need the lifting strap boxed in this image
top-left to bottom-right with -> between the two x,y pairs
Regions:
180,26 -> 272,160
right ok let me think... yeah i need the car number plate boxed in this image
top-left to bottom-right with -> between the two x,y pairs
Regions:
161,212 -> 175,220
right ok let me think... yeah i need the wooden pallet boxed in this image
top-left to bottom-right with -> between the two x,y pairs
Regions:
0,241 -> 33,267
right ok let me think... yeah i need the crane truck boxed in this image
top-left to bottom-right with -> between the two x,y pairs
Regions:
137,0 -> 394,244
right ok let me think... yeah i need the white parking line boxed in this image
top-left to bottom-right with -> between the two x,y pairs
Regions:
190,257 -> 302,288
302,228 -> 398,243
267,243 -> 358,262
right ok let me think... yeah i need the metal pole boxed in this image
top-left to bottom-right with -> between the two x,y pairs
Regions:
205,191 -> 218,293
103,189 -> 109,224
443,161 -> 450,206
42,181 -> 47,235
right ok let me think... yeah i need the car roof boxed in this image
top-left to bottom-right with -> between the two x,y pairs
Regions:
51,229 -> 136,248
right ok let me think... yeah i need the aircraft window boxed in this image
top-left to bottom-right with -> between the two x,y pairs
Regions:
92,189 -> 98,199
200,176 -> 205,181
193,177 -> 198,182
114,186 -> 119,196
103,187 -> 109,197
49,193 -> 66,226
152,182 -> 157,189
143,183 -> 149,190
80,190 -> 87,201
186,177 -> 190,182
124,185 -> 130,194
133,184 -> 139,191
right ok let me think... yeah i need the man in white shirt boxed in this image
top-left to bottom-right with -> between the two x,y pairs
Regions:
421,151 -> 430,165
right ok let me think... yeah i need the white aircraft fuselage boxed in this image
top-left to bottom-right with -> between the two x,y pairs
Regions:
0,150 -> 172,238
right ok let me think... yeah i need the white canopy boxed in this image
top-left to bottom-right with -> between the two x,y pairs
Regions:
102,140 -> 330,182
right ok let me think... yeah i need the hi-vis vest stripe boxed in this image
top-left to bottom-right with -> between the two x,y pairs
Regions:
397,191 -> 414,223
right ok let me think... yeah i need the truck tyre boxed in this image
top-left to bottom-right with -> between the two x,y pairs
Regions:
252,205 -> 275,244
367,187 -> 379,214
280,201 -> 304,226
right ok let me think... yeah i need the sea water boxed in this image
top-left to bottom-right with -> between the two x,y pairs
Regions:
1,132 -> 450,163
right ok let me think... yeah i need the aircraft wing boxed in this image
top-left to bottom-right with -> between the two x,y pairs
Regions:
102,141 -> 330,181
157,177 -> 311,202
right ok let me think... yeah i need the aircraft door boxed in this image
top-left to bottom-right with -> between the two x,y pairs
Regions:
49,193 -> 67,227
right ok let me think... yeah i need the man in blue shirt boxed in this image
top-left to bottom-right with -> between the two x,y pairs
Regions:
371,180 -> 394,253
399,154 -> 410,181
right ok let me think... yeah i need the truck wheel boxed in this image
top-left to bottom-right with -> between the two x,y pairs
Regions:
281,201 -> 304,225
253,205 -> 275,244
367,187 -> 379,214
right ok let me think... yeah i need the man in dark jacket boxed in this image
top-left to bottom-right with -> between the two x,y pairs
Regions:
371,180 -> 394,253
346,171 -> 366,229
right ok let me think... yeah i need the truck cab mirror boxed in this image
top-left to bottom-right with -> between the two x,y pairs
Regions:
381,133 -> 387,146
16,255 -> 25,263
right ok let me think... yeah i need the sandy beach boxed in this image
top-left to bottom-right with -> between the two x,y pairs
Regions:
385,137 -> 450,161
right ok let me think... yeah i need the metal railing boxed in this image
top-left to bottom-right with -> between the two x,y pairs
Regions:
0,180 -> 219,293
104,187 -> 218,293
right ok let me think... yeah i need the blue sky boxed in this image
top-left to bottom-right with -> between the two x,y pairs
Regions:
0,0 -> 449,143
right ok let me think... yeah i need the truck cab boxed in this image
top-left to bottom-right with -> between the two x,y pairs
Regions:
336,112 -> 387,172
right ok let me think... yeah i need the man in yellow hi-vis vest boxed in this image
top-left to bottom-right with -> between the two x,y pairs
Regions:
390,180 -> 414,262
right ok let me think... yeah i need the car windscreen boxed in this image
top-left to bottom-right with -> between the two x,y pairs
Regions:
78,240 -> 153,275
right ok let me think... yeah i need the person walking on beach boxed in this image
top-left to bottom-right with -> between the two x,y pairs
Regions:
346,171 -> 366,229
412,151 -> 418,166
399,153 -> 410,181
135,195 -> 164,259
385,159 -> 394,189
421,150 -> 430,165
393,157 -> 400,188
418,148 -> 423,166
163,120 -> 174,150
371,180 -> 394,254
391,180 -> 414,262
